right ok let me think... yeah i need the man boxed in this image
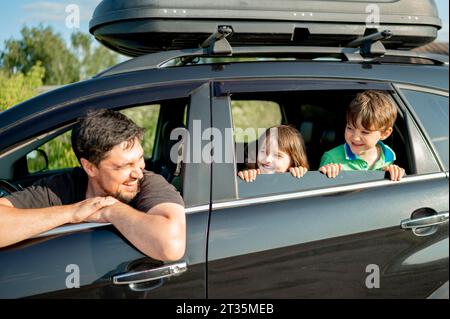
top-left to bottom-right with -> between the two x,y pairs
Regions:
0,109 -> 186,261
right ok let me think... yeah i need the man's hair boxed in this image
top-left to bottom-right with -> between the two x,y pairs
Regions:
347,90 -> 398,131
71,109 -> 145,166
264,125 -> 310,170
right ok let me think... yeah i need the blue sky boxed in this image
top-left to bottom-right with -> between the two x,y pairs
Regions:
0,0 -> 448,55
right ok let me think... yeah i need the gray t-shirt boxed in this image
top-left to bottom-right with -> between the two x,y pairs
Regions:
6,167 -> 184,211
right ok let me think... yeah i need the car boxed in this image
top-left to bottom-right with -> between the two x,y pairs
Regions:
0,0 -> 448,298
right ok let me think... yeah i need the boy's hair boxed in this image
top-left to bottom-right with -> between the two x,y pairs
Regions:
71,109 -> 145,166
347,90 -> 398,131
264,125 -> 309,169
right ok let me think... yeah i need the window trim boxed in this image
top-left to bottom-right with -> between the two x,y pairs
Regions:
213,172 -> 446,210
32,205 -> 209,240
214,79 -> 393,96
394,83 -> 449,173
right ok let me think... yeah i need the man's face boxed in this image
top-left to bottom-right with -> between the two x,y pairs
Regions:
92,138 -> 145,203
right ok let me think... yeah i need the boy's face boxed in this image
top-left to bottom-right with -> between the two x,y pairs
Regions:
257,136 -> 291,174
345,118 -> 392,156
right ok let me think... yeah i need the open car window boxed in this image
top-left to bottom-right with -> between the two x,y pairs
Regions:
225,81 -> 427,199
9,100 -> 189,191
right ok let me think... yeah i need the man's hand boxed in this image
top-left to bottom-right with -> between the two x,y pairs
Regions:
84,200 -> 128,223
69,196 -> 117,223
289,166 -> 308,178
319,163 -> 343,178
238,169 -> 260,182
383,165 -> 406,181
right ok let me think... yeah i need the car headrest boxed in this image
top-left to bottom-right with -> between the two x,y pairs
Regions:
299,121 -> 313,143
321,130 -> 336,143
161,121 -> 185,164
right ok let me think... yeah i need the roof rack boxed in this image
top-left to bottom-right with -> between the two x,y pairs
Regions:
200,25 -> 234,55
95,27 -> 448,78
347,29 -> 393,58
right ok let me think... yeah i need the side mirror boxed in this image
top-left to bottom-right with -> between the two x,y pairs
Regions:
26,149 -> 49,173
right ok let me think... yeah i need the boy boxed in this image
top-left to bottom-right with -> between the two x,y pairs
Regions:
319,90 -> 405,181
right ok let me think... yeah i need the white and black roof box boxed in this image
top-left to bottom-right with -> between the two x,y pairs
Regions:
89,0 -> 442,57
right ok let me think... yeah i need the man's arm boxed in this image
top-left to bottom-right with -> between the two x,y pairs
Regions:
0,196 -> 116,248
92,202 -> 186,261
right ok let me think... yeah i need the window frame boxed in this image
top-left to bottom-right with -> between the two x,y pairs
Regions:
0,81 -> 209,204
393,84 -> 449,173
211,78 -> 439,202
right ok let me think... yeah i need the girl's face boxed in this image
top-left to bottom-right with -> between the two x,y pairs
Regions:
257,136 -> 292,174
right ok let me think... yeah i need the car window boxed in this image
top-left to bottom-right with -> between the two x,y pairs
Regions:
33,131 -> 79,172
229,89 -> 411,199
231,100 -> 282,143
401,90 -> 449,171
32,104 -> 161,172
120,104 -> 160,157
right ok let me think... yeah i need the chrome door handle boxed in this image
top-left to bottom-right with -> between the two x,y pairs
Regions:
112,261 -> 187,285
401,212 -> 449,229
401,212 -> 449,236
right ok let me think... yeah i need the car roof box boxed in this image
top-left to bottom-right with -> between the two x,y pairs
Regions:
89,0 -> 442,57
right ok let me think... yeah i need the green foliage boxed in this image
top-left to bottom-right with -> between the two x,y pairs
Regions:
39,131 -> 80,171
0,25 -> 120,85
121,105 -> 161,156
71,32 -> 119,80
231,100 -> 282,142
0,62 -> 45,111
1,25 -> 79,85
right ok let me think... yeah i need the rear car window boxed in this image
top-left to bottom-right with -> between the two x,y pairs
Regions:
231,100 -> 282,143
401,90 -> 449,171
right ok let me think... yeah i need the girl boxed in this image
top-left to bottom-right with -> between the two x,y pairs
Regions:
238,125 -> 309,182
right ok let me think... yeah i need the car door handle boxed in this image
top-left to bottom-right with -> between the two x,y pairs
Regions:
112,261 -> 187,285
401,212 -> 449,230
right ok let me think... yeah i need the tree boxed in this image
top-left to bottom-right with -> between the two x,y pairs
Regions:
0,62 -> 45,112
0,25 -> 120,85
70,32 -> 119,80
1,25 -> 79,85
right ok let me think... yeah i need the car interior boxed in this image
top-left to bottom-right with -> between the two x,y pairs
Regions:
233,89 -> 410,175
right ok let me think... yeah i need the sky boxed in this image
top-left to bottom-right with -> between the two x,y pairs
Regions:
0,0 -> 448,55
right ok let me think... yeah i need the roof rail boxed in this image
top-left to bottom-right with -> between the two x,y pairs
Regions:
95,46 -> 448,78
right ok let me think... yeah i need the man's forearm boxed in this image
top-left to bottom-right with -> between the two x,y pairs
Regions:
0,203 -> 73,248
105,203 -> 186,261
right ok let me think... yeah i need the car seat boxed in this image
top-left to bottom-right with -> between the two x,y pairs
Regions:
159,121 -> 185,189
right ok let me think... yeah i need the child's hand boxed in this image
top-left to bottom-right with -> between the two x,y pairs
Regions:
289,166 -> 308,178
382,165 -> 405,181
238,169 -> 260,182
319,163 -> 343,178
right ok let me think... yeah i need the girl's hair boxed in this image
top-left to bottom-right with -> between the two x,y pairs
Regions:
263,125 -> 309,170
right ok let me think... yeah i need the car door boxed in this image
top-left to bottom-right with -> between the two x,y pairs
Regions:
0,79 -> 212,298
207,79 -> 449,298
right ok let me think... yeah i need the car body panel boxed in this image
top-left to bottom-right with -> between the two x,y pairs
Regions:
208,176 -> 449,298
0,208 -> 209,299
